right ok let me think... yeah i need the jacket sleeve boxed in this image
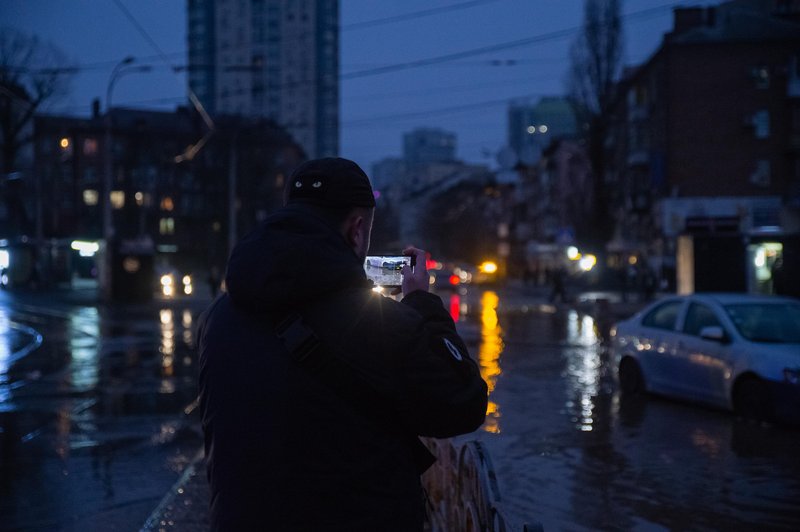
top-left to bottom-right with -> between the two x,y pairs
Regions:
397,290 -> 488,438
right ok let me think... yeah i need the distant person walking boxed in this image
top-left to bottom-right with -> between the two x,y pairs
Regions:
771,257 -> 788,296
206,265 -> 220,298
549,265 -> 567,303
197,158 -> 488,531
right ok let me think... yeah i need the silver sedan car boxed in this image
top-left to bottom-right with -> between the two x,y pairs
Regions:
611,293 -> 800,423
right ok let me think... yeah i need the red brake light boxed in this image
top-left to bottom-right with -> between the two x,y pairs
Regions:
449,274 -> 460,285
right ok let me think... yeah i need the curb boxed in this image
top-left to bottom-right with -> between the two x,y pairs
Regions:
140,448 -> 208,532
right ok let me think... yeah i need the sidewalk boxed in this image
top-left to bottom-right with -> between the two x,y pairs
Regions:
140,449 -> 209,532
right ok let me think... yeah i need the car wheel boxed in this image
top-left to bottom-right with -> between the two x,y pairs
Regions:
733,376 -> 773,422
619,357 -> 645,395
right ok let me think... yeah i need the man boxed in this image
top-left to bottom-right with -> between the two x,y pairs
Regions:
198,157 -> 488,531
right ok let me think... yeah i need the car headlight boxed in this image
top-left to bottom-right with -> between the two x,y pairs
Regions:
784,368 -> 800,385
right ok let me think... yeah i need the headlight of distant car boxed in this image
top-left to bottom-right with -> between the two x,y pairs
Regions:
182,274 -> 193,295
784,368 -> 800,385
161,274 -> 175,297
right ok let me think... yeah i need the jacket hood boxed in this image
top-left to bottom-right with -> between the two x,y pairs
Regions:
224,204 -> 370,313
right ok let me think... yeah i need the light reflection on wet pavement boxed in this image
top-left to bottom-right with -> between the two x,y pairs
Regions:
453,287 -> 800,531
2,285 -> 799,531
0,290 -> 204,531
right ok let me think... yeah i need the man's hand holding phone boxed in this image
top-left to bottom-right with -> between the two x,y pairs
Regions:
398,246 -> 428,297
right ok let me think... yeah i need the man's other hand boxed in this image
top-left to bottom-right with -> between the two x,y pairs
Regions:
400,246 -> 429,297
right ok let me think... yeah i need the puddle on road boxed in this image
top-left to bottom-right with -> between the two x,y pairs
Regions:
1,302 -> 204,530
454,289 -> 800,531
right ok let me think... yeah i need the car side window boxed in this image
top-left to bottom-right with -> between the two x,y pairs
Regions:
683,303 -> 722,337
641,301 -> 682,331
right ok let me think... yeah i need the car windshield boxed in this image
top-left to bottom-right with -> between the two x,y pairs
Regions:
724,302 -> 800,344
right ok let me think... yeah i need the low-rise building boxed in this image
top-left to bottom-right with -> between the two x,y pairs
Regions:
609,0 -> 800,293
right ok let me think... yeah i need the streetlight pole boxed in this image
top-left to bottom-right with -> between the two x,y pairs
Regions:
101,56 -> 150,300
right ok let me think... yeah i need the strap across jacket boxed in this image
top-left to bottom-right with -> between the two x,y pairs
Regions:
275,311 -> 436,474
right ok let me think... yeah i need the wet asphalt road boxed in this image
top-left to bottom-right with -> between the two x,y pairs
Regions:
454,288 -> 800,531
0,287 -> 204,531
1,284 -> 799,531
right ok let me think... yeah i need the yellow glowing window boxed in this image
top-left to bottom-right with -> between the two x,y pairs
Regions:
110,191 -> 125,209
83,189 -> 99,206
161,197 -> 174,211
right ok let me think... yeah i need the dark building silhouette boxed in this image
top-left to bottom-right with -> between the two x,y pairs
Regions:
187,0 -> 339,158
608,0 -> 800,292
29,106 -> 303,281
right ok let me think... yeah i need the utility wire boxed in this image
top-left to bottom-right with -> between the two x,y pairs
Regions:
28,0 -> 690,133
342,1 -> 685,79
14,1 -> 685,80
111,0 -> 214,162
342,0 -> 503,30
344,92 -> 544,126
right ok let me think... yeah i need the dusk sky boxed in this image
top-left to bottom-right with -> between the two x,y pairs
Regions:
5,0 -> 711,171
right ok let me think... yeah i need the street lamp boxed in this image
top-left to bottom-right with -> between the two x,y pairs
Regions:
101,56 -> 151,300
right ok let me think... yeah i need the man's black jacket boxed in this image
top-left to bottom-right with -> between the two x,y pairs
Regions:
197,205 -> 488,531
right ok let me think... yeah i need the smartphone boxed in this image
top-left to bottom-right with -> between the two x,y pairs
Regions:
364,255 -> 414,287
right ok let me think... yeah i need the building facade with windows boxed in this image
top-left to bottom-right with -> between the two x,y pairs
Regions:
609,0 -> 800,293
507,97 -> 578,166
187,0 -> 339,158
402,127 -> 457,168
30,107 -> 302,284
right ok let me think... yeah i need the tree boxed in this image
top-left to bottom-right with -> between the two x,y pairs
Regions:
567,0 -> 623,250
422,181 -> 498,264
0,27 -> 73,173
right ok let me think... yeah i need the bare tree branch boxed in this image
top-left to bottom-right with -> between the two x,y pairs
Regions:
566,0 -> 624,248
0,26 -> 73,172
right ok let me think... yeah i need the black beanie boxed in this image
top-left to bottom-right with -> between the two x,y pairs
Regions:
284,157 -> 376,208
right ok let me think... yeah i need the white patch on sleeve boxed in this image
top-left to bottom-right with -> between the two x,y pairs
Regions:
443,338 -> 463,361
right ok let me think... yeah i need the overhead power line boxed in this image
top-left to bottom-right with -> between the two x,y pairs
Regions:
14,1 -> 685,80
342,0 -> 503,31
344,92 -> 546,126
111,0 -> 213,160
341,1 -> 685,80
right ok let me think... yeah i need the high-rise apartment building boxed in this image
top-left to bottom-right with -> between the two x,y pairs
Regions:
507,97 -> 577,164
402,127 -> 457,168
187,0 -> 339,158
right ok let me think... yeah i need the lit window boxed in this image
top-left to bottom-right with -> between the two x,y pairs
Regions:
110,191 -> 125,209
753,110 -> 770,139
160,197 -> 174,211
83,189 -> 99,206
159,217 -> 175,235
135,191 -> 144,206
752,65 -> 770,89
83,138 -> 98,155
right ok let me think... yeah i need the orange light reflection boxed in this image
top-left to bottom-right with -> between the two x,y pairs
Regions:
479,291 -> 503,434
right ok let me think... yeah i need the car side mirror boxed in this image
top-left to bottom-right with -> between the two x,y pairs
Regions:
699,325 -> 727,343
